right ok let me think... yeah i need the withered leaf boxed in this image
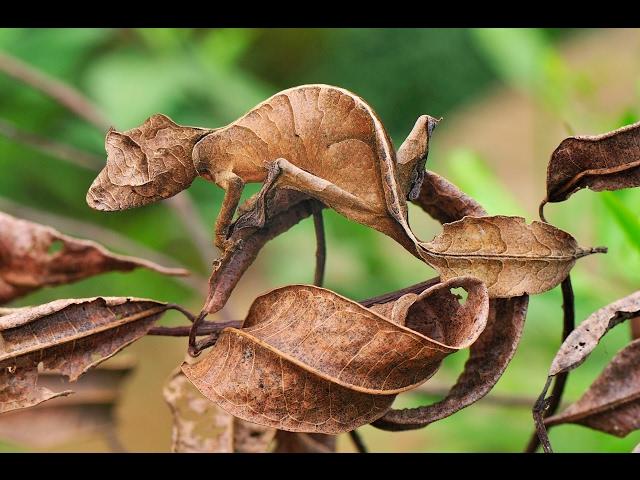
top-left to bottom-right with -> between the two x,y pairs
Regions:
0,356 -> 134,448
0,211 -> 187,304
549,291 -> 640,376
373,295 -> 528,430
87,114 -> 212,210
545,339 -> 640,437
87,85 -> 435,258
416,170 -> 487,224
183,278 -> 488,434
0,296 -> 176,413
163,367 -> 275,453
372,173 -> 530,431
418,215 -> 605,298
543,120 -> 640,205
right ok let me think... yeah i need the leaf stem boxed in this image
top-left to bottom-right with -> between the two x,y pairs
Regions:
348,430 -> 368,453
312,207 -> 326,287
524,275 -> 574,453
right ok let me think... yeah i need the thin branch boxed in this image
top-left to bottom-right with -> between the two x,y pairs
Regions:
0,117 -> 101,169
359,277 -> 440,307
0,50 -> 213,271
412,383 -> 541,409
166,193 -> 213,267
0,51 -> 110,130
348,430 -> 368,453
312,208 -> 326,287
524,276 -> 575,453
631,315 -> 640,340
148,320 -> 242,337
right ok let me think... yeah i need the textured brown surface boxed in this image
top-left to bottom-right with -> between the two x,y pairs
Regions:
87,114 -> 212,210
183,279 -> 488,434
416,171 -> 486,224
0,211 -> 187,304
549,291 -> 640,376
419,215 -> 604,297
373,295 -> 528,430
372,174 -> 530,431
546,339 -> 640,437
0,297 -> 171,413
544,120 -> 640,204
87,84 -> 436,257
0,357 -> 134,448
163,368 -> 275,453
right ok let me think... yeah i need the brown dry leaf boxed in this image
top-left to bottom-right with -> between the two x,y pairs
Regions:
372,172 -> 530,431
86,114 -> 212,210
87,85 -> 436,257
183,278 -> 488,434
418,215 -> 605,298
0,211 -> 187,304
373,295 -> 528,430
545,339 -> 640,437
416,170 -> 486,224
0,355 -> 134,449
202,190 -> 322,315
549,291 -> 640,377
0,296 -> 176,413
543,120 -> 640,206
163,367 -> 275,453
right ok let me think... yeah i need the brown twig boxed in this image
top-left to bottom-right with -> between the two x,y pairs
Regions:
0,51 -> 110,130
312,208 -> 326,287
525,276 -> 574,453
630,316 -> 640,340
0,117 -> 101,169
412,383 -> 540,409
348,430 -> 368,453
148,320 -> 242,337
0,51 -> 213,271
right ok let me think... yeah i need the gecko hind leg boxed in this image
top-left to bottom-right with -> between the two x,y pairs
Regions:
231,160 -> 282,232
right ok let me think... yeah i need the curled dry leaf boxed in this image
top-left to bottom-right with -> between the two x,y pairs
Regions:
0,296 -> 177,413
163,367 -> 275,453
549,291 -> 640,376
543,120 -> 640,207
418,215 -> 605,298
416,170 -> 486,224
373,295 -> 528,430
182,278 -> 488,434
0,211 -> 187,304
373,172 -> 530,431
87,84 -> 436,257
202,190 -> 323,315
0,355 -> 135,448
545,339 -> 640,437
532,291 -> 640,451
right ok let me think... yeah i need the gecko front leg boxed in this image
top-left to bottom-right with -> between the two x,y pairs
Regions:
213,170 -> 245,250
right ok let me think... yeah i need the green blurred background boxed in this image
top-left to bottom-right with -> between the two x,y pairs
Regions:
1,28 -> 640,452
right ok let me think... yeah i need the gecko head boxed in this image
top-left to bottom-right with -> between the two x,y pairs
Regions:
87,114 -> 213,211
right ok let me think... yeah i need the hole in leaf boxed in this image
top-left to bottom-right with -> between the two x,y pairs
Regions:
47,240 -> 64,255
450,287 -> 468,305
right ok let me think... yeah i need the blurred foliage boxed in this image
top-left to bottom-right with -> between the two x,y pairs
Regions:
1,27 -> 640,452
